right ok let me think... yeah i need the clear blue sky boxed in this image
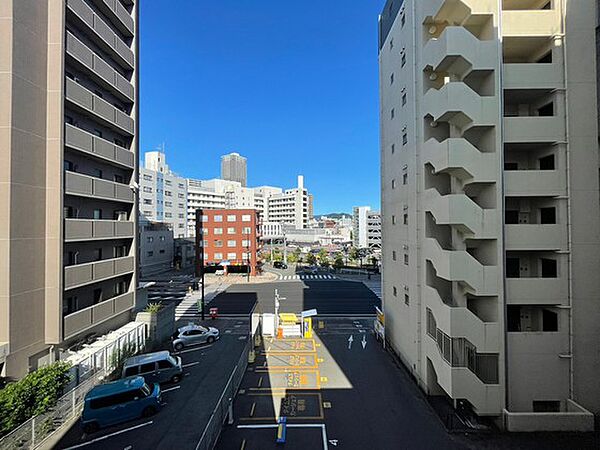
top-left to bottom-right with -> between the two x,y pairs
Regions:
140,1 -> 385,215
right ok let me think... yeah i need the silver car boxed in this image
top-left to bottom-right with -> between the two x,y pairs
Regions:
172,323 -> 219,351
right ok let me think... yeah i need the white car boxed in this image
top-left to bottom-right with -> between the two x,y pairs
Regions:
172,324 -> 219,351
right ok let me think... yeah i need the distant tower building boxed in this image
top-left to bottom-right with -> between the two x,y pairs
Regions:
221,152 -> 248,187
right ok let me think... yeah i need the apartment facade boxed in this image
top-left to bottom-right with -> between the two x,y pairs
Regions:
139,220 -> 173,278
221,152 -> 247,187
352,206 -> 371,248
196,209 -> 261,276
366,211 -> 382,250
266,176 -> 310,229
380,0 -> 598,430
139,151 -> 187,238
1,0 -> 138,378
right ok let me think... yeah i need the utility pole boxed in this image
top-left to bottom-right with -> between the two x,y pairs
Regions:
246,229 -> 250,282
195,209 -> 205,320
283,230 -> 287,265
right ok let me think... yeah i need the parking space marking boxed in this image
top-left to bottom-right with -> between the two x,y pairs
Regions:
62,421 -> 153,449
182,361 -> 200,368
173,343 -> 214,355
236,423 -> 329,449
249,402 -> 256,417
162,385 -> 181,393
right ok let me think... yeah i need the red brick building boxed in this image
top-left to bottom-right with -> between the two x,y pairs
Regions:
195,209 -> 261,275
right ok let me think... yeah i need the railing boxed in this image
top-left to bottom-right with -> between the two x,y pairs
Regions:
64,256 -> 135,290
65,218 -> 134,241
0,368 -> 107,450
65,170 -> 134,203
65,123 -> 134,169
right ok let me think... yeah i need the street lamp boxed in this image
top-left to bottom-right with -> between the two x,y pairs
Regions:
194,209 -> 205,320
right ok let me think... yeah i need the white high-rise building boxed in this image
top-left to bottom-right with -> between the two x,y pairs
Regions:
221,152 -> 248,187
353,206 -> 371,248
379,0 -> 599,431
265,176 -> 310,229
139,151 -> 187,238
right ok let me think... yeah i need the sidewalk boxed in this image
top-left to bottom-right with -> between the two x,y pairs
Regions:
337,272 -> 382,300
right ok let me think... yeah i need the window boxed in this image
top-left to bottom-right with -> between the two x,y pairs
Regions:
143,186 -> 152,193
64,160 -> 74,171
147,251 -> 154,257
391,108 -> 395,119
543,309 -> 558,331
64,206 -> 74,218
393,286 -> 397,297
214,215 -> 223,222
403,213 -> 408,225
93,288 -> 103,304
94,168 -> 103,179
178,224 -> 184,229
147,237 -> 154,243
203,228 -> 209,235
540,207 -> 556,224
165,212 -> 172,218
505,210 -> 519,224
202,215 -> 209,222
227,227 -> 236,234
391,144 -> 395,154
227,240 -> 237,247
140,363 -> 156,374
114,245 -> 127,258
165,201 -> 172,207
541,258 -> 557,277
402,92 -> 407,106
392,179 -> 396,189
243,227 -> 252,234
202,240 -> 208,247
242,240 -> 250,247
400,11 -> 406,27
178,213 -> 184,219
404,253 -> 409,265
178,193 -> 184,199
227,252 -> 237,260
390,73 -> 394,85
165,180 -> 172,186
392,215 -> 396,225
93,248 -> 102,261
114,138 -> 125,147
178,183 -> 185,189
404,294 -> 409,305
537,102 -> 554,117
402,131 -> 408,145
227,215 -> 236,222
389,38 -> 393,50
539,154 -> 555,170
392,251 -> 397,261
214,252 -> 223,260
214,228 -> 223,235
143,199 -> 152,205
165,190 -> 172,197
115,281 -> 127,295
403,173 -> 408,185
242,215 -> 251,222
178,203 -> 184,208
214,240 -> 223,247
64,296 -> 78,315
159,249 -> 165,254
401,51 -> 406,67
506,257 -> 520,278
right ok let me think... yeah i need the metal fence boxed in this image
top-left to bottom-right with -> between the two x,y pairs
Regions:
194,338 -> 251,450
0,368 -> 107,450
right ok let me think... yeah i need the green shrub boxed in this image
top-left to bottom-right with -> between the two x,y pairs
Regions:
143,302 -> 162,314
108,343 -> 138,381
0,361 -> 71,437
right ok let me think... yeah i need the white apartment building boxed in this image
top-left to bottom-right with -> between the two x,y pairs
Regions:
221,152 -> 248,187
353,206 -> 371,248
266,176 -> 310,229
139,151 -> 187,238
366,211 -> 382,250
380,0 -> 599,431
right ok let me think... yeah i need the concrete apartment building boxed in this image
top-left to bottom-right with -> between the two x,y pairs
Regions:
353,206 -> 382,250
1,0 -> 138,377
266,176 -> 310,229
139,150 -> 187,238
139,219 -> 173,278
380,0 -> 599,430
221,152 -> 247,187
196,209 -> 261,275
366,211 -> 382,250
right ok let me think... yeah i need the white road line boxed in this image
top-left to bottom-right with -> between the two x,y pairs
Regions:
236,424 -> 328,449
63,421 -> 153,449
173,343 -> 214,355
294,275 -> 299,279
162,385 -> 181,393
182,361 -> 200,368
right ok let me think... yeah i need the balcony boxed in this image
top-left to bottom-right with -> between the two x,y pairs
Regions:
503,117 -> 565,143
425,339 -> 503,415
505,224 -> 567,251
506,277 -> 568,305
424,82 -> 497,129
425,238 -> 499,296
0,342 -> 8,364
65,78 -> 134,136
66,32 -> 134,102
65,219 -> 135,242
504,170 -> 566,197
91,0 -> 134,37
424,188 -> 498,238
502,10 -> 560,37
425,286 -> 501,352
423,138 -> 496,183
423,26 -> 497,74
65,171 -> 134,203
66,0 -> 134,70
64,255 -> 135,290
503,63 -> 563,90
65,124 -> 134,169
63,291 -> 135,340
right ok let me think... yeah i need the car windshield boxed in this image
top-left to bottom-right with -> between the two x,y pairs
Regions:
141,383 -> 152,397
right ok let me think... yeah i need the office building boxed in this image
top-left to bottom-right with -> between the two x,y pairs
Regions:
139,151 -> 187,238
139,220 -> 173,278
196,209 -> 261,275
221,152 -> 247,187
379,0 -> 599,430
1,0 -> 138,377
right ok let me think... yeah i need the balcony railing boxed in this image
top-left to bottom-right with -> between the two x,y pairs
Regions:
65,170 -> 134,203
65,218 -> 135,242
503,116 -> 565,143
91,0 -> 134,37
66,0 -> 134,70
65,123 -> 134,169
63,291 -> 135,339
64,255 -> 135,290
506,277 -> 568,306
66,31 -> 134,102
502,10 -> 560,37
504,169 -> 566,197
65,78 -> 134,135
505,223 -> 567,251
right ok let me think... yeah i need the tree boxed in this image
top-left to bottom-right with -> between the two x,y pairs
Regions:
287,252 -> 298,263
305,252 -> 317,265
333,253 -> 344,270
349,247 -> 359,262
317,248 -> 329,266
272,250 -> 283,262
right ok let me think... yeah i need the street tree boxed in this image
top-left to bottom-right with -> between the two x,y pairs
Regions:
306,252 -> 317,265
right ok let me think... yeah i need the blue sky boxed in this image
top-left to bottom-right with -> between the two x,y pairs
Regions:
140,1 -> 385,215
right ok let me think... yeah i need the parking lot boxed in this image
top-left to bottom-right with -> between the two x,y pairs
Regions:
56,318 -> 249,450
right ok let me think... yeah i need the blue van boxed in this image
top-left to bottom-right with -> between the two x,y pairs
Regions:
81,376 -> 161,433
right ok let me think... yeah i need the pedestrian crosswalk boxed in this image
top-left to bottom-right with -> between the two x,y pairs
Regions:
280,274 -> 337,281
175,296 -> 200,320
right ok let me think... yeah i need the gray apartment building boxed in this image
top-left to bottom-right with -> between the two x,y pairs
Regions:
1,0 -> 138,378
380,0 -> 599,431
221,152 -> 247,187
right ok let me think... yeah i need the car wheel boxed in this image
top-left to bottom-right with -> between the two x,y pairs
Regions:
83,422 -> 99,434
174,342 -> 184,351
142,406 -> 157,418
207,336 -> 215,344
171,374 -> 181,383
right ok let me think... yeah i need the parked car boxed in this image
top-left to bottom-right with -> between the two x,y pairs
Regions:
303,266 -> 318,275
81,376 -> 161,434
122,351 -> 183,385
172,323 -> 219,351
273,261 -> 288,269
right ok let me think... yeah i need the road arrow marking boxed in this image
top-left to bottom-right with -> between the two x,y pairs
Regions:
348,335 -> 354,350
329,439 -> 339,446
361,335 -> 367,350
